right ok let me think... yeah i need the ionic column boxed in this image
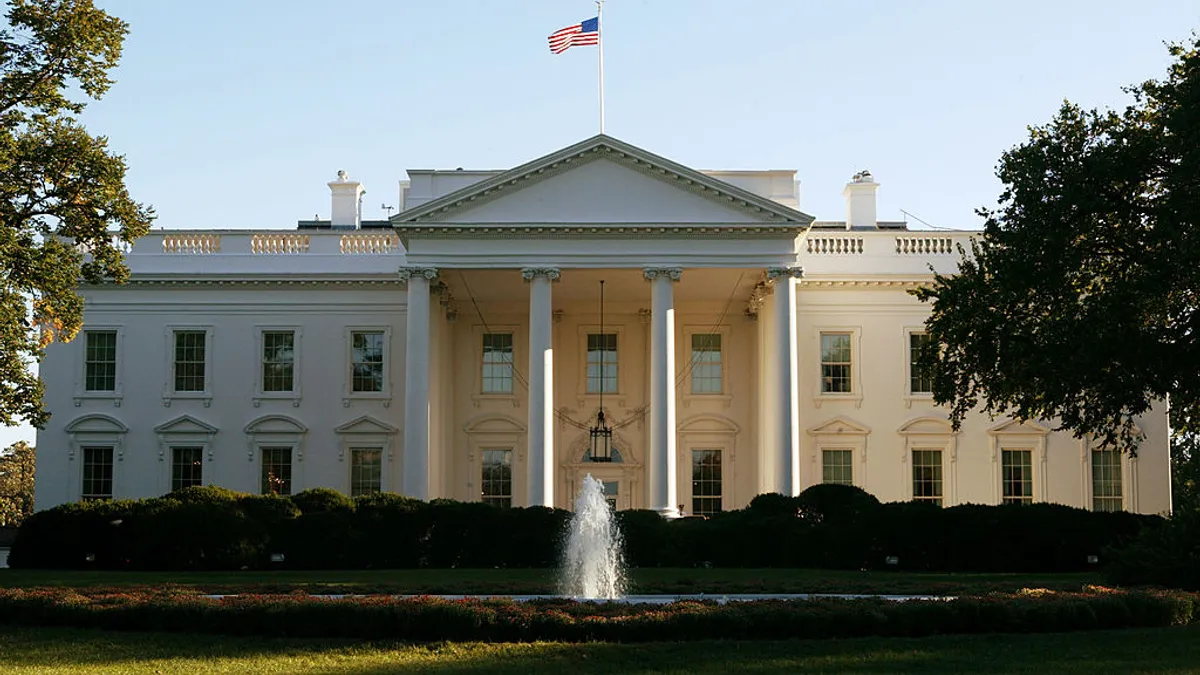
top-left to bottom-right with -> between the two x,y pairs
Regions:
645,267 -> 682,518
399,266 -> 438,500
766,266 -> 803,495
523,267 -> 560,507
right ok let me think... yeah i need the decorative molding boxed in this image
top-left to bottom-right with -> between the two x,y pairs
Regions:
117,278 -> 406,288
397,266 -> 439,283
552,309 -> 564,323
393,224 -> 808,242
391,136 -> 815,226
636,308 -> 652,324
643,267 -> 683,282
521,267 -> 562,281
765,266 -> 804,282
744,281 -> 770,318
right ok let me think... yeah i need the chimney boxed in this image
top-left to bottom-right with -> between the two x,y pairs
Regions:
843,170 -> 878,230
328,170 -> 365,229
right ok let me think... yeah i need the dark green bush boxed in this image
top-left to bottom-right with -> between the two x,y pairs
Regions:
1106,509 -> 1200,590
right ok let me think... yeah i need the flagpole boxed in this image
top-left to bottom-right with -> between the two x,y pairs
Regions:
597,0 -> 605,134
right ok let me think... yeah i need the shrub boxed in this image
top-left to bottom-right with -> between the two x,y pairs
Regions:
1106,509 -> 1200,590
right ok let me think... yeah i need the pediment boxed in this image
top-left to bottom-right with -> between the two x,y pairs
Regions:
154,414 -> 218,436
463,414 -> 526,435
394,135 -> 814,227
65,414 -> 128,434
335,415 -> 397,435
987,418 -> 1051,436
244,414 -> 307,435
679,414 -> 740,434
807,416 -> 870,436
897,416 -> 955,436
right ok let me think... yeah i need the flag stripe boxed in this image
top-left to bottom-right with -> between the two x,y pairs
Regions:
548,17 -> 599,54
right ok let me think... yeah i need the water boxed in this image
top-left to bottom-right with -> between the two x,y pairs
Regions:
559,474 -> 626,599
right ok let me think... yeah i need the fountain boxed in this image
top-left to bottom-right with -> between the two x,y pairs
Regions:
559,474 -> 626,599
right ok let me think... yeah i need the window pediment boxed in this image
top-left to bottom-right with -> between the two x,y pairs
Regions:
807,416 -> 870,437
463,414 -> 526,435
335,415 -> 398,436
64,414 -> 128,435
678,414 -> 740,435
987,418 -> 1051,436
897,416 -> 955,436
154,414 -> 218,437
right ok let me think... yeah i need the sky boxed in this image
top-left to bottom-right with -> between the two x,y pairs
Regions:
3,0 -> 1198,448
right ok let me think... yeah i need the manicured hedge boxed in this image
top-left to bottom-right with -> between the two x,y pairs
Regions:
8,485 -> 1160,572
0,587 -> 1194,642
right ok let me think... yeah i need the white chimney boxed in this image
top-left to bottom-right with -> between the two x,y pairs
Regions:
328,170 -> 365,229
843,170 -> 878,230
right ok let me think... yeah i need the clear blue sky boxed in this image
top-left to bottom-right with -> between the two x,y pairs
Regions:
3,0 -> 1198,448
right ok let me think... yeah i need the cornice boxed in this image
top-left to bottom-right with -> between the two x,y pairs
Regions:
393,224 -> 807,245
107,277 -> 405,289
392,135 -> 816,226
799,278 -> 931,289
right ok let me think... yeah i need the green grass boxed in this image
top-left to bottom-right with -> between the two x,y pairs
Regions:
0,567 -> 1104,595
2,624 -> 1199,674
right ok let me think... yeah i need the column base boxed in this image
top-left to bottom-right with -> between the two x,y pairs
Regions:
655,506 -> 682,520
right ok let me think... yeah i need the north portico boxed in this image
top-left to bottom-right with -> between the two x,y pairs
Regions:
393,135 -> 813,516
34,133 -> 1171,517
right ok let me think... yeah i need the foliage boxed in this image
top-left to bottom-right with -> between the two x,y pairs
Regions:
0,440 -> 33,525
1106,509 -> 1200,590
0,0 -> 154,428
912,36 -> 1200,449
1173,431 -> 1200,513
8,487 -> 1159,572
0,586 -> 1195,643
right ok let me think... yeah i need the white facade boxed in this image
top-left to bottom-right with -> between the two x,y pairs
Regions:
35,135 -> 1171,516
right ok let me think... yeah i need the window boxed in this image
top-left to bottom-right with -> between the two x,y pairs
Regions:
1092,448 -> 1123,512
690,334 -> 723,394
820,332 -> 852,393
350,448 -> 382,497
480,448 -> 513,507
586,333 -> 618,394
912,449 -> 943,505
481,333 -> 514,394
351,331 -> 385,392
261,447 -> 293,496
84,331 -> 117,392
81,446 -> 113,501
822,448 -> 854,486
173,330 -> 207,392
1001,449 -> 1033,505
909,332 -> 933,394
171,446 -> 204,491
262,331 -> 295,393
601,479 -> 619,511
691,449 -> 722,517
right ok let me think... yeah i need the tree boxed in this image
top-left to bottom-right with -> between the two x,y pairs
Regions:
1,0 -> 153,429
1173,432 -> 1200,513
0,440 -> 34,526
914,35 -> 1200,451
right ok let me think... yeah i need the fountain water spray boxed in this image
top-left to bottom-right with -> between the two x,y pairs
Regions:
559,474 -> 626,599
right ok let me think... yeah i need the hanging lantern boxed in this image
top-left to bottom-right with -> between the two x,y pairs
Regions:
589,408 -> 613,462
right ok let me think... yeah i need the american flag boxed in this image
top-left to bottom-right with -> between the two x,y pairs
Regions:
548,17 -> 599,54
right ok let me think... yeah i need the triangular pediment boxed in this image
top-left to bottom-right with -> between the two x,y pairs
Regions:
394,135 -> 814,227
987,418 -> 1051,436
154,414 -> 218,436
335,415 -> 398,435
807,416 -> 871,436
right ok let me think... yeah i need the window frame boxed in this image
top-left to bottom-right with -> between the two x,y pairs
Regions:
480,447 -> 514,508
812,326 -> 863,408
821,447 -> 855,486
575,324 -> 629,408
162,325 -> 214,407
81,445 -> 115,501
689,447 -> 723,517
904,327 -> 935,405
680,325 -> 733,407
170,446 -> 205,492
1089,445 -> 1125,512
806,416 -> 870,491
254,326 -> 303,407
260,446 -> 294,496
349,447 -> 384,497
987,419 -> 1049,505
74,326 -> 124,407
910,447 -> 945,506
343,326 -> 392,404
470,324 -> 522,406
1000,447 -> 1035,505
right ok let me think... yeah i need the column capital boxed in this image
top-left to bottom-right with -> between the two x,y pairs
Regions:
398,266 -> 439,282
521,267 -> 561,281
765,266 -> 804,282
643,267 -> 683,282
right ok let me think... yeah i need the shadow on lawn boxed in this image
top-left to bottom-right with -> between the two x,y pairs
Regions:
2,625 -> 1200,675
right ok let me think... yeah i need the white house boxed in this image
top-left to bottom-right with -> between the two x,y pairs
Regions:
34,135 -> 1171,516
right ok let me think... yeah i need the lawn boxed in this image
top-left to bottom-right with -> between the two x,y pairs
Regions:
0,567 -> 1104,596
1,624 -> 1199,674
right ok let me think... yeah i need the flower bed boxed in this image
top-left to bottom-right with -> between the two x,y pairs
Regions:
0,587 -> 1194,643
